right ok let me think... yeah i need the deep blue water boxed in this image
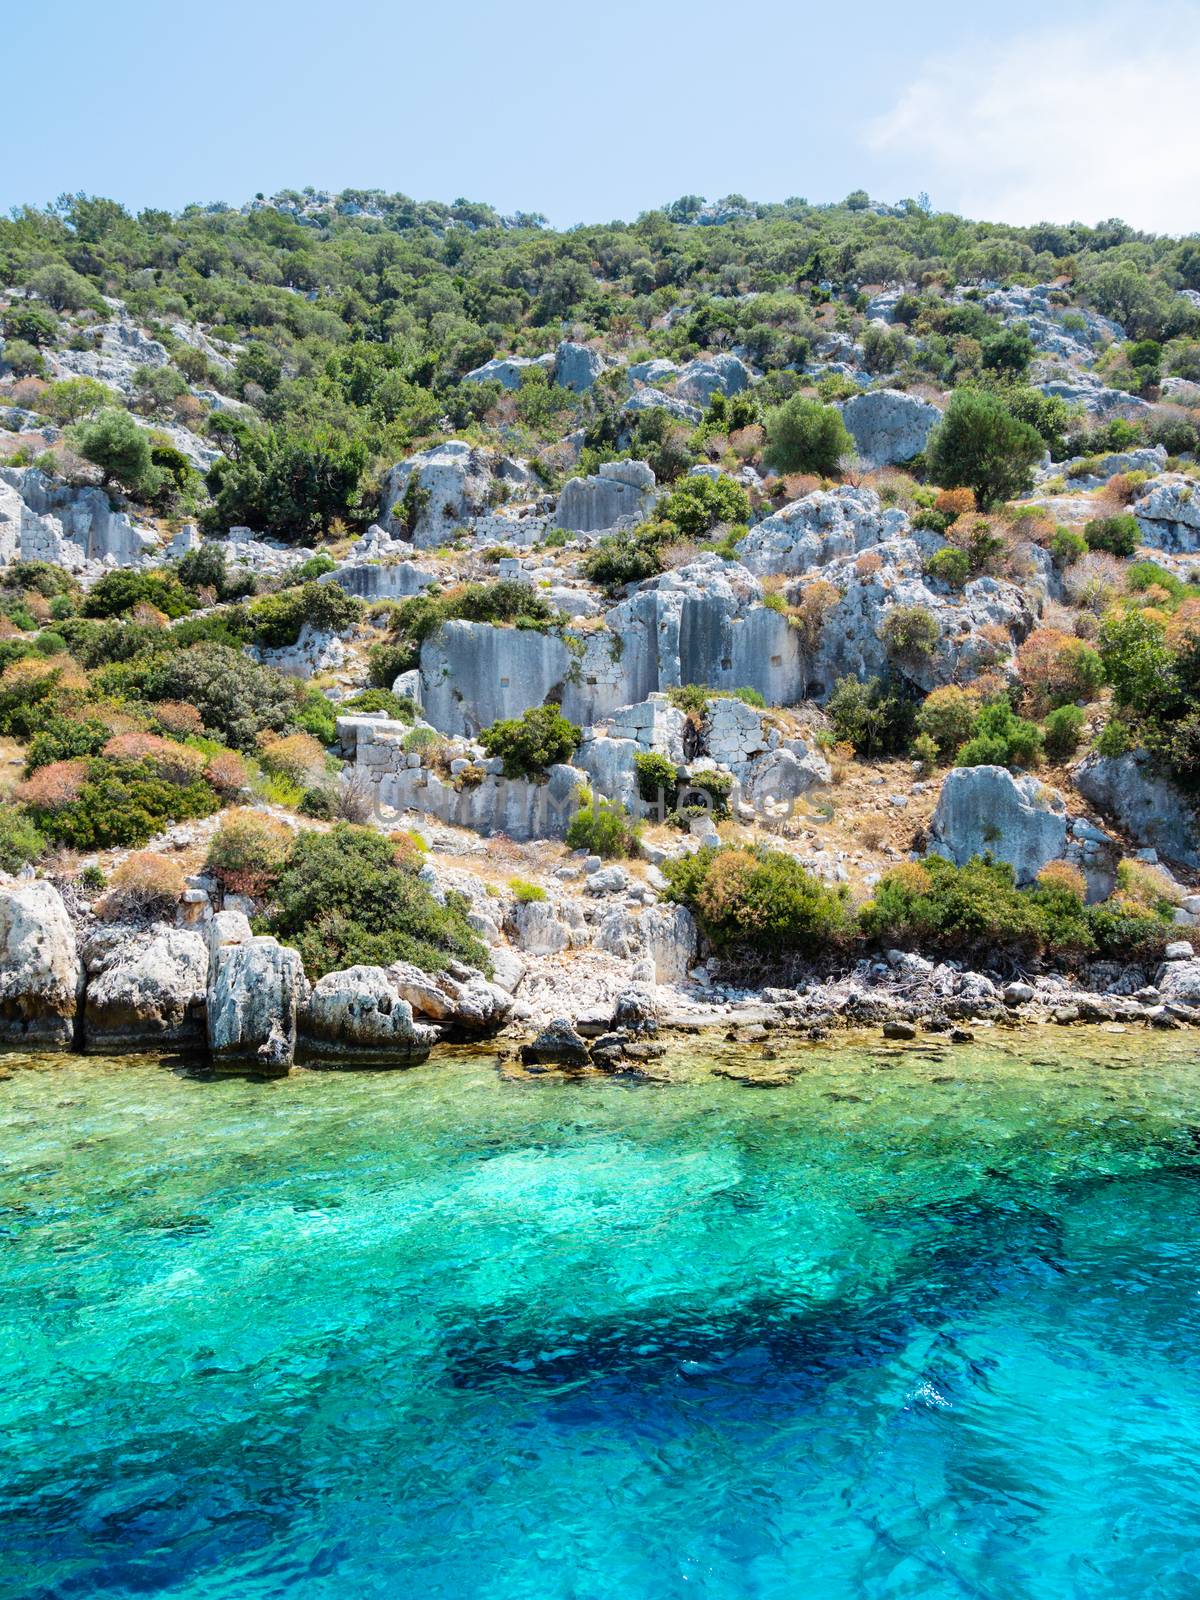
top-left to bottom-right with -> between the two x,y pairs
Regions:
3,1032 -> 1200,1598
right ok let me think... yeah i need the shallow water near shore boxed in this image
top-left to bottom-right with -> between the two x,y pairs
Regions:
3,1029 -> 1200,1599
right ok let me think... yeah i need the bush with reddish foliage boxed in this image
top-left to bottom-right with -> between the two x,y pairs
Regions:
205,809 -> 292,898
205,750 -> 249,796
153,701 -> 206,737
15,758 -> 89,811
1017,628 -> 1105,715
102,732 -> 207,786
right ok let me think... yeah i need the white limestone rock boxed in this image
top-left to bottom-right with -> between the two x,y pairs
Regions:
927,766 -> 1068,885
207,936 -> 307,1074
0,879 -> 81,1048
299,965 -> 438,1066
82,925 -> 208,1052
838,389 -> 941,466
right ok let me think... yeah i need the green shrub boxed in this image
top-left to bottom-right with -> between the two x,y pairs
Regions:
478,704 -> 580,779
582,530 -> 666,588
861,855 -> 1092,962
0,807 -> 45,871
292,687 -> 339,745
915,685 -> 979,761
343,688 -> 417,720
264,823 -> 487,979
144,643 -> 296,751
1126,560 -> 1186,601
1043,703 -> 1086,760
248,580 -> 360,648
654,474 -> 750,536
634,750 -> 681,807
24,714 -> 111,771
826,675 -> 916,757
26,758 -> 219,849
1084,514 -> 1140,557
956,699 -> 1043,769
566,798 -> 639,858
762,396 -> 854,474
1050,527 -> 1088,566
881,604 -> 940,660
72,408 -> 158,495
664,844 -> 853,955
923,547 -> 972,588
508,878 -> 547,903
926,388 -> 1044,508
82,569 -> 193,621
204,423 -> 370,543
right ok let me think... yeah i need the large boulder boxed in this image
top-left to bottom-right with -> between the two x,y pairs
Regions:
735,485 -> 910,577
1158,958 -> 1200,1005
389,961 -> 515,1037
504,899 -> 585,956
555,459 -> 656,532
806,537 -> 1035,698
462,353 -> 554,389
299,965 -> 438,1067
1073,750 -> 1200,868
621,388 -> 702,425
838,389 -> 941,466
639,904 -> 700,985
379,443 -> 531,547
1132,476 -> 1200,554
553,341 -> 607,392
0,466 -> 158,572
927,766 -> 1068,885
674,354 -> 752,406
0,879 -> 81,1048
207,935 -> 307,1075
740,745 -> 831,812
562,557 -> 803,722
83,925 -> 208,1052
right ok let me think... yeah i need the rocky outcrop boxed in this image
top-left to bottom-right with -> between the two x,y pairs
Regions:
462,353 -> 554,389
555,460 -> 656,532
805,536 -> 1035,698
82,925 -> 208,1052
419,621 -> 573,737
561,558 -> 803,722
0,467 -> 158,574
299,965 -> 438,1066
740,745 -> 831,812
735,485 -> 910,577
254,623 -> 350,679
838,389 -> 941,466
553,341 -> 607,392
207,933 -> 307,1075
673,354 -> 752,405
379,443 -> 532,547
389,961 -> 515,1037
639,904 -> 700,984
520,1017 -> 591,1067
621,388 -> 702,425
1073,750 -> 1200,868
504,898 -> 587,955
927,765 -> 1068,885
0,879 -> 81,1049
1132,476 -> 1200,554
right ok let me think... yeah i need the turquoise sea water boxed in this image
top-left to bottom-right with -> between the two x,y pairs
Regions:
3,1031 -> 1200,1599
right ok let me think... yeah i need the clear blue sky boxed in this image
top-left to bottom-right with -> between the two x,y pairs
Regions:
6,0 -> 1196,233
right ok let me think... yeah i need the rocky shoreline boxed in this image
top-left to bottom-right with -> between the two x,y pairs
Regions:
4,872 -> 1199,1078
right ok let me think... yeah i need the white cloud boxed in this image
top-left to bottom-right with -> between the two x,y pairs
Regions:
865,7 -> 1200,234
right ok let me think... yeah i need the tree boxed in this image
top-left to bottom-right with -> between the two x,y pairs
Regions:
926,388 -> 1043,508
981,324 -> 1034,377
204,424 -> 368,541
29,263 -> 100,312
2,304 -> 59,348
762,396 -> 854,474
72,408 -> 157,494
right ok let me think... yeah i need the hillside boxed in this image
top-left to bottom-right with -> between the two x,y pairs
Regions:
3,186 -> 1200,1063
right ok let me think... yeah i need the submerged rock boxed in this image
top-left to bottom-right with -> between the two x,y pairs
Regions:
0,879 -> 81,1049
